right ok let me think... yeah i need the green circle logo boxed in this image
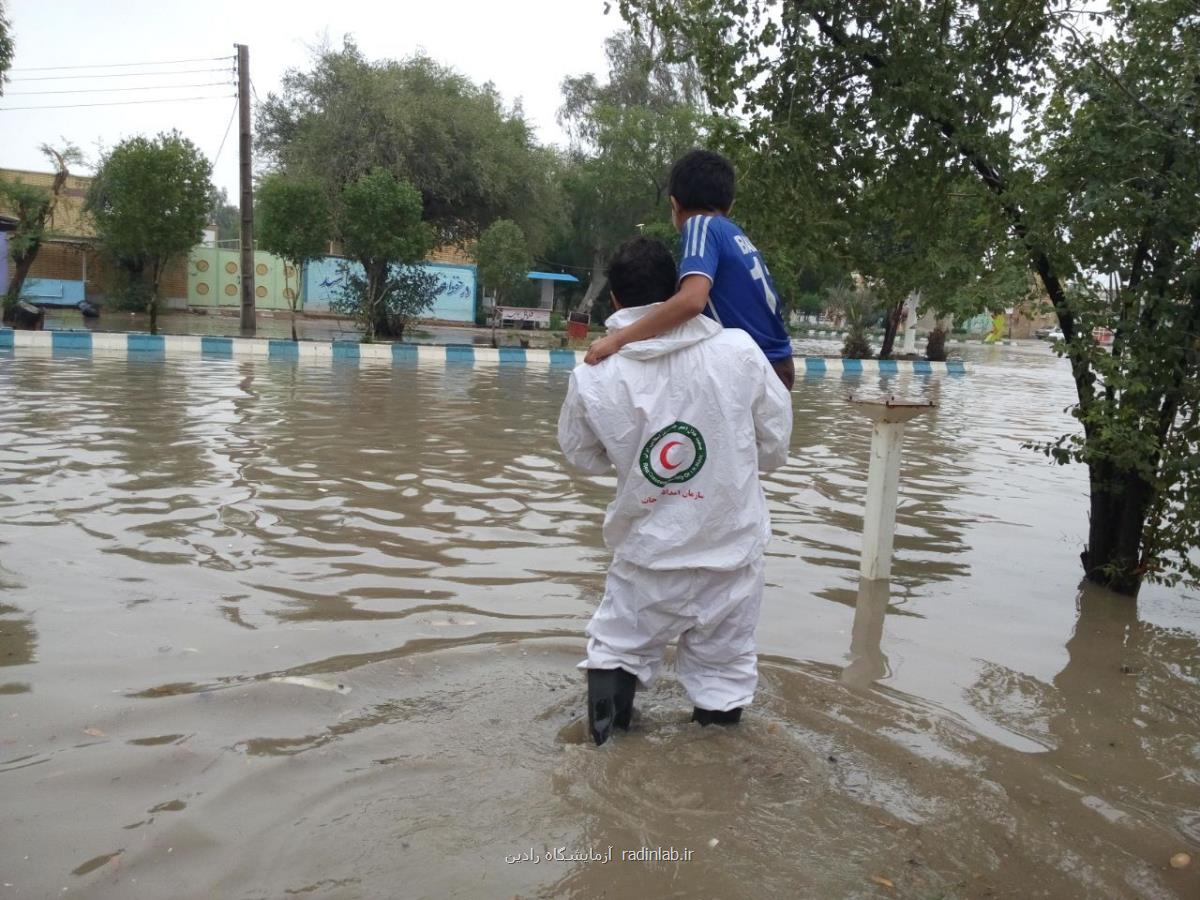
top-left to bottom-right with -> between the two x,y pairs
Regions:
639,421 -> 707,487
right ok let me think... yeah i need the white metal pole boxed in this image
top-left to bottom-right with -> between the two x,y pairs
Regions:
860,419 -> 907,579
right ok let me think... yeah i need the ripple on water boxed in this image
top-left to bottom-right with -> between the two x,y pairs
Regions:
0,352 -> 1196,899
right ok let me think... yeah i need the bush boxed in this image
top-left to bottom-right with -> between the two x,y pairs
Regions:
550,312 -> 563,331
330,263 -> 439,342
107,267 -> 154,313
842,330 -> 873,359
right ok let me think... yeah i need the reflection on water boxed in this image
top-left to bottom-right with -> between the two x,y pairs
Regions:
840,578 -> 891,690
0,352 -> 1197,898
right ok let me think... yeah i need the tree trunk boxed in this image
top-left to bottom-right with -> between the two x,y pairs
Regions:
287,263 -> 299,342
1082,460 -> 1154,596
149,262 -> 162,335
878,299 -> 904,358
3,247 -> 41,314
576,246 -> 608,318
925,324 -> 948,362
490,289 -> 501,348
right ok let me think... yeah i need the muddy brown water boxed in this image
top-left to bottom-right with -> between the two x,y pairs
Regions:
1,346 -> 1197,899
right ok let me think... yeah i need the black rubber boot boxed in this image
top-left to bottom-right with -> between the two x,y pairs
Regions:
613,668 -> 638,731
588,668 -> 638,746
691,706 -> 744,727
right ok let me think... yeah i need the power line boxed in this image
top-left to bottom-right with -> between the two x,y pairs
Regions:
9,67 -> 233,83
1,94 -> 238,111
213,97 -> 239,168
10,55 -> 232,73
7,82 -> 233,96
534,255 -> 599,274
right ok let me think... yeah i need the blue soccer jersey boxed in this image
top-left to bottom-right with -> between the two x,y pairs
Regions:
678,214 -> 793,362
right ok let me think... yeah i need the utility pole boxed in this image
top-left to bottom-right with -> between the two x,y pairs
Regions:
236,43 -> 255,336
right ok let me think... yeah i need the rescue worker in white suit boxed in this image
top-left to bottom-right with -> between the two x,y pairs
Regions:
557,236 -> 793,746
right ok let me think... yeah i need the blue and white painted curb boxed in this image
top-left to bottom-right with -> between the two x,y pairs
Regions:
0,329 -> 968,375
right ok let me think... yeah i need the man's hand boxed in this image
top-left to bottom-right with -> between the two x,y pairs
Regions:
585,331 -> 623,365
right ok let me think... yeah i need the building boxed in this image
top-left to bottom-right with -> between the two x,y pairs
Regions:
1,166 -> 478,324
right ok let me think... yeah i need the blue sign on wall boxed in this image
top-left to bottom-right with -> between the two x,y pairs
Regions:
303,257 -> 476,323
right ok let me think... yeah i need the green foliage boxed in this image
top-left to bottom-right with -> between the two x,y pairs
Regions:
475,219 -> 531,307
86,131 -> 212,331
340,168 -> 430,269
331,264 -> 439,342
616,0 -> 1200,593
0,179 -> 50,263
556,31 -> 710,310
827,283 -> 876,359
257,40 -> 556,246
208,186 -> 239,243
640,222 -> 680,262
793,291 -> 824,318
105,268 -> 154,313
257,175 -> 330,267
336,169 -> 432,342
257,174 -> 331,338
0,0 -> 12,95
1,143 -> 83,313
505,278 -> 541,309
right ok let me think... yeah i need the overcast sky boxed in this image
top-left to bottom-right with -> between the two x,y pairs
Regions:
1,0 -> 621,197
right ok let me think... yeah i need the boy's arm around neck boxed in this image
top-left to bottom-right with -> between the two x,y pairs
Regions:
583,275 -> 711,365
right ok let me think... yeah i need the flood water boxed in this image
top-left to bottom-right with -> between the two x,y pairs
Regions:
1,345 -> 1197,899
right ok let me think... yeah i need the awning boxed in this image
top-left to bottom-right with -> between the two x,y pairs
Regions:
526,271 -> 580,283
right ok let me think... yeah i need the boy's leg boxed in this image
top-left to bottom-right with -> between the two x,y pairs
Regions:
675,557 -> 764,718
771,357 -> 795,390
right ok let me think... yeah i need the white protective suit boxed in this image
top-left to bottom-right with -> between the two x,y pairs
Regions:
557,304 -> 793,711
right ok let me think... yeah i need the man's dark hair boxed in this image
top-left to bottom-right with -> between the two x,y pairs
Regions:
669,149 -> 735,211
607,236 -> 678,309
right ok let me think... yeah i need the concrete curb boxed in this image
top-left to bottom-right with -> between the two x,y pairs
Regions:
0,329 -> 968,375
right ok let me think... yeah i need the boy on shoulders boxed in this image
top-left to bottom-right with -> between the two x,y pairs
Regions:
585,149 -> 796,389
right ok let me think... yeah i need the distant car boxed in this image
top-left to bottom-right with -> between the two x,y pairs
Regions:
1034,326 -> 1053,340
1047,327 -> 1064,341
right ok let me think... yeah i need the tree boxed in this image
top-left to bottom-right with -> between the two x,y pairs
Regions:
86,131 -> 212,334
476,219 -> 532,307
476,219 -> 532,345
617,1 -> 1200,596
335,168 -> 433,342
208,186 -> 239,244
1,143 -> 84,319
477,220 -> 531,304
256,174 -> 331,341
826,282 -> 875,359
331,265 -> 439,343
0,0 -> 13,96
557,31 -> 710,313
257,40 -> 556,248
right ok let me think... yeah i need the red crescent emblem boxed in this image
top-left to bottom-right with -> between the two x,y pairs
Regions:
658,440 -> 684,470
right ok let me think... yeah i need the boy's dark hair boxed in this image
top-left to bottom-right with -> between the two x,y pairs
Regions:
669,149 -> 735,212
607,236 -> 678,309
